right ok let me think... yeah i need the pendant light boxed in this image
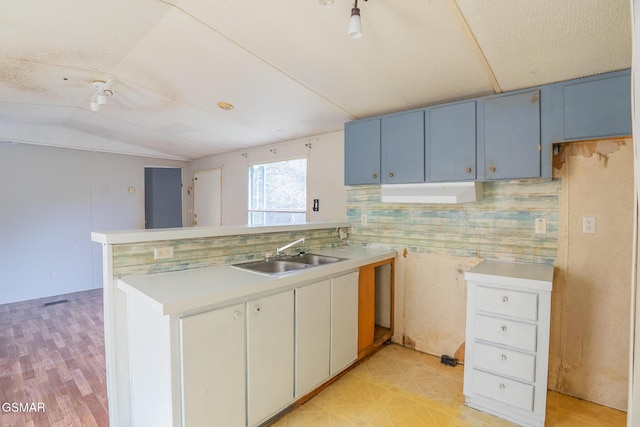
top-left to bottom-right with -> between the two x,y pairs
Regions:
348,0 -> 367,39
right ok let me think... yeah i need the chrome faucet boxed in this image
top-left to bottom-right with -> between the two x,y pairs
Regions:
275,237 -> 305,257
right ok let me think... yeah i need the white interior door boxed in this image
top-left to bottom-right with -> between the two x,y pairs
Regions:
193,168 -> 221,226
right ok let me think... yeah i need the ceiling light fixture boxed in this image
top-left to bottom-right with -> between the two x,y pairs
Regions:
217,101 -> 234,111
318,0 -> 334,6
89,79 -> 114,112
348,0 -> 367,39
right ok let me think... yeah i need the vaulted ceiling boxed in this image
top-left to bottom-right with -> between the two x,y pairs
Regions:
0,0 -> 632,160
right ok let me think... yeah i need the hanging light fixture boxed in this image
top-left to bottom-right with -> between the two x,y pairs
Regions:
348,0 -> 367,38
348,1 -> 362,38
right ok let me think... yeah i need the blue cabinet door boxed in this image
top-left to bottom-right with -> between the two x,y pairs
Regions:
381,110 -> 425,184
428,101 -> 477,182
562,73 -> 631,140
344,118 -> 381,185
482,90 -> 541,180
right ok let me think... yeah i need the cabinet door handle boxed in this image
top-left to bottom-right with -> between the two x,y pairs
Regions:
501,354 -> 507,361
233,311 -> 241,320
254,306 -> 261,313
372,173 -> 378,179
500,325 -> 507,332
499,383 -> 506,390
490,165 -> 497,172
388,172 -> 394,178
466,167 -> 472,173
501,296 -> 509,303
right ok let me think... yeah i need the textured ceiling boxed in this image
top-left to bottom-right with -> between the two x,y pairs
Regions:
0,0 -> 632,160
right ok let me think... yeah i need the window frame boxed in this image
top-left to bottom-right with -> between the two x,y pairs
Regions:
247,156 -> 309,226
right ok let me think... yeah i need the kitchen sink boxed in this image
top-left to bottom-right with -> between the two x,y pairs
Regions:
231,259 -> 309,275
287,253 -> 346,265
232,253 -> 346,275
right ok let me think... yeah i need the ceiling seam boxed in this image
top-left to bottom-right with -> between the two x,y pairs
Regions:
157,0 -> 357,118
449,0 -> 502,94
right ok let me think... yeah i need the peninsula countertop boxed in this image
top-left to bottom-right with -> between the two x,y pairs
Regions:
118,246 -> 396,316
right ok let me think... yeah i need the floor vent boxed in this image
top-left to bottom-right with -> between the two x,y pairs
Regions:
42,299 -> 69,307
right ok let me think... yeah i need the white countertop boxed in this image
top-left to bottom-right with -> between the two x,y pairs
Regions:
464,260 -> 554,291
118,246 -> 396,316
92,221 -> 351,245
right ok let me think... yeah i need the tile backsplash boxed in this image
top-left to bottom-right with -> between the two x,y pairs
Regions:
112,227 -> 344,277
346,179 -> 560,265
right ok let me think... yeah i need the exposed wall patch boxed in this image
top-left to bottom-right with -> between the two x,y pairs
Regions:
552,138 -> 628,171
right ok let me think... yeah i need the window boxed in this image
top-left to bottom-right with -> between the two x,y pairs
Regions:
248,158 -> 307,225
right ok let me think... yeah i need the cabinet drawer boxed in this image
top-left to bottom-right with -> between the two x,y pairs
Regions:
475,314 -> 537,352
472,369 -> 535,412
474,342 -> 536,382
475,286 -> 538,321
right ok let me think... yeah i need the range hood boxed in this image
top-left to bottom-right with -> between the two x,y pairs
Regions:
381,182 -> 483,204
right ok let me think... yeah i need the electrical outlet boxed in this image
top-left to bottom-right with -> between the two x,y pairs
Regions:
361,214 -> 367,226
535,218 -> 547,234
582,216 -> 596,234
154,246 -> 174,260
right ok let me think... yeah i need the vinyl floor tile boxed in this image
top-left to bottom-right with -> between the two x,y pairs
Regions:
274,344 -> 627,427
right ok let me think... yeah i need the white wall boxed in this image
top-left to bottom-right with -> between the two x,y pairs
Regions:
190,131 -> 347,226
0,142 -> 187,304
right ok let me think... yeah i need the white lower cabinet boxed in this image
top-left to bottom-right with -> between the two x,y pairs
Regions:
247,290 -> 295,426
464,261 -> 553,427
180,303 -> 246,427
330,272 -> 359,374
295,280 -> 331,397
294,272 -> 359,399
126,269 -> 363,427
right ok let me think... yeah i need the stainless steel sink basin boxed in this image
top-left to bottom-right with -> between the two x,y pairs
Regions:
232,253 -> 346,275
232,260 -> 309,275
287,253 -> 346,265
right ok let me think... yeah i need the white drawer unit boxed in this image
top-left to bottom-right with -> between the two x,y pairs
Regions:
464,260 -> 553,427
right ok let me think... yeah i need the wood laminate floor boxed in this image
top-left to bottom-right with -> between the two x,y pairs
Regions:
0,289 -> 628,427
0,289 -> 107,427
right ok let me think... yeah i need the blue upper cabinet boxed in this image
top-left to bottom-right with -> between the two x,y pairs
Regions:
344,70 -> 630,185
344,118 -> 381,185
427,101 -> 477,182
561,71 -> 631,141
381,110 -> 425,184
480,90 -> 541,180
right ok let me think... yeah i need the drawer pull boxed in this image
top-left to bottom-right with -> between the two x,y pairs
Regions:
501,296 -> 509,303
499,383 -> 506,390
372,173 -> 378,179
389,172 -> 394,178
500,325 -> 507,332
501,354 -> 507,361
